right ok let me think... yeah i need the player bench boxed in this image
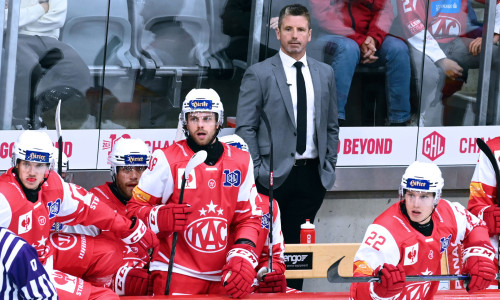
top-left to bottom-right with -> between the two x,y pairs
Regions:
284,243 -> 449,279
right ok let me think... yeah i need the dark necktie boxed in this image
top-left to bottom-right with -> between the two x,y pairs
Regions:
294,61 -> 306,155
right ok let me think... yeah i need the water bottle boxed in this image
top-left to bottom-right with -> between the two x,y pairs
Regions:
300,219 -> 315,244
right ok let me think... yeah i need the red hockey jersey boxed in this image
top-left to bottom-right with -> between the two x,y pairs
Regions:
0,168 -> 133,265
351,199 -> 490,299
468,137 -> 500,255
127,140 -> 261,281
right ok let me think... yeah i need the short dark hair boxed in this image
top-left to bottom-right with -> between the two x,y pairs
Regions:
278,4 -> 311,30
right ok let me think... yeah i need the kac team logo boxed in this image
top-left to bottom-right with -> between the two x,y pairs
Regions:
185,201 -> 227,253
422,131 -> 445,161
223,169 -> 241,187
47,199 -> 61,219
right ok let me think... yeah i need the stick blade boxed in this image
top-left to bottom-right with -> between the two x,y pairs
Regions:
185,150 -> 207,179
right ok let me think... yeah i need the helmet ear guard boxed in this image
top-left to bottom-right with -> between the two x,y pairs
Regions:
399,161 -> 444,205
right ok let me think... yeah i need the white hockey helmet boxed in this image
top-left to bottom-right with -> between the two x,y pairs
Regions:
109,138 -> 150,178
52,147 -> 69,173
180,88 -> 224,127
12,131 -> 53,168
399,161 -> 444,205
219,134 -> 248,152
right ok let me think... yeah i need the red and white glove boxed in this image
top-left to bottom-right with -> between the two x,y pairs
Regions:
462,244 -> 497,293
121,217 -> 159,262
482,206 -> 500,236
222,244 -> 258,298
148,204 -> 193,233
372,263 -> 406,298
114,266 -> 153,296
257,267 -> 287,293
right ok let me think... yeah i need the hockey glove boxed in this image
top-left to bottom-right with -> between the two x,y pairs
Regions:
149,203 -> 193,233
372,263 -> 406,298
257,268 -> 287,293
121,217 -> 159,262
114,266 -> 153,296
463,244 -> 496,293
222,244 -> 258,298
482,206 -> 500,236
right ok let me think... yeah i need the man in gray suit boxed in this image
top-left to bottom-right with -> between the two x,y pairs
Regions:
235,3 -> 339,290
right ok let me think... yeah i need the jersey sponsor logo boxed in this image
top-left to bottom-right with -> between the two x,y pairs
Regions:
185,202 -> 227,253
430,16 -> 461,38
178,168 -> 197,189
50,232 -> 78,251
25,150 -> 50,163
261,212 -> 270,230
124,154 -> 148,165
223,169 -> 241,187
52,271 -> 83,296
422,131 -> 446,161
18,210 -> 32,234
405,279 -> 432,299
404,243 -> 419,266
47,199 -> 61,219
430,0 -> 460,16
208,179 -> 216,189
408,19 -> 425,35
428,250 -> 434,259
189,99 -> 213,110
38,216 -> 46,226
406,178 -> 430,190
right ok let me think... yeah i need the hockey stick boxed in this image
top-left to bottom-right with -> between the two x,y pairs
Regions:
55,100 -> 63,176
165,150 -> 207,295
476,137 -> 500,288
260,109 -> 274,274
326,256 -> 500,283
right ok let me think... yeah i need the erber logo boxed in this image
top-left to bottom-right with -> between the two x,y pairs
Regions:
422,131 -> 445,161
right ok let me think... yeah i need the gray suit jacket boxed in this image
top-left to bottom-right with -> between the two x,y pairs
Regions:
236,53 -> 339,190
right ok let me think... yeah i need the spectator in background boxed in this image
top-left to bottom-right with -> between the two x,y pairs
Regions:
392,0 -> 482,126
0,227 -> 57,299
310,0 -> 411,126
6,0 -> 91,129
222,0 -> 279,62
236,4 -> 338,290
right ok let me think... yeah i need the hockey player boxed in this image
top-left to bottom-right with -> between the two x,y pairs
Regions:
0,227 -> 57,299
0,130 -> 159,299
220,134 -> 287,293
59,138 -> 154,296
127,88 -> 262,297
468,137 -> 500,255
350,161 -> 496,299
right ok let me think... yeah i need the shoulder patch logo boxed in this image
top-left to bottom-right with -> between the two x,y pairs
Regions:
178,168 -> 197,189
404,242 -> 419,266
18,210 -> 32,234
440,234 -> 452,254
223,169 -> 241,187
47,199 -> 61,219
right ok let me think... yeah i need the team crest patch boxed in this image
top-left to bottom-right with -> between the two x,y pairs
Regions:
47,199 -> 61,219
178,168 -> 197,189
404,243 -> 419,266
440,234 -> 452,253
261,212 -> 270,230
18,210 -> 32,234
223,169 -> 241,187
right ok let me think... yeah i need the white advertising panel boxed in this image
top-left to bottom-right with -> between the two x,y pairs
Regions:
0,130 -> 99,170
416,126 -> 500,165
337,127 -> 419,166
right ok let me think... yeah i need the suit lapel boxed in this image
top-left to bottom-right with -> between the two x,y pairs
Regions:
308,58 -> 322,130
272,55 -> 296,127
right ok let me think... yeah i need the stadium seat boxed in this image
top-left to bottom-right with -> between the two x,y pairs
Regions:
60,0 -> 140,75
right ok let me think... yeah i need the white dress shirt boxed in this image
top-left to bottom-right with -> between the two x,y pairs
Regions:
279,49 -> 317,160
